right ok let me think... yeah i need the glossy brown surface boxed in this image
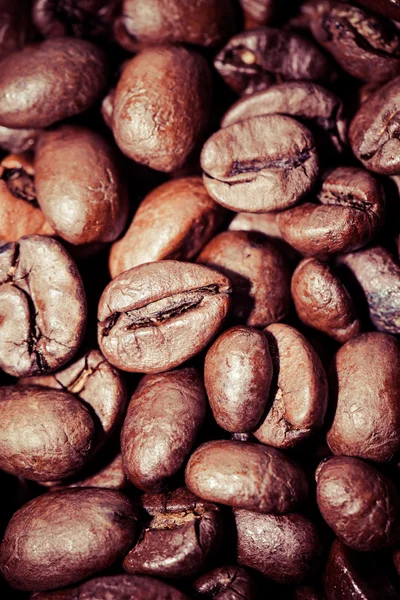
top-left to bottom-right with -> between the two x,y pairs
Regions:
193,565 -> 257,599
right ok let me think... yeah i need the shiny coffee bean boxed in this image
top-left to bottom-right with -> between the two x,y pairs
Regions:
0,489 -> 137,591
66,453 -> 128,491
235,509 -> 323,584
201,115 -> 319,213
254,323 -> 328,448
121,368 -> 206,491
34,125 -> 129,246
229,210 -> 281,238
98,261 -> 231,373
0,125 -> 40,154
204,326 -> 272,432
109,177 -> 225,278
277,167 -> 385,257
327,332 -> 400,462
185,440 -> 308,513
214,27 -> 336,95
0,38 -> 108,129
193,565 -> 257,599
316,456 -> 400,551
198,231 -> 291,327
111,46 -> 211,172
0,235 -> 86,377
123,488 -> 221,578
291,258 -> 361,343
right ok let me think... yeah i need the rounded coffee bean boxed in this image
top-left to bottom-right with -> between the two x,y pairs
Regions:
349,75 -> 400,175
204,326 -> 272,432
66,453 -> 127,491
113,0 -> 236,52
327,332 -> 400,462
291,258 -> 361,343
98,260 -> 231,373
193,565 -> 257,599
0,38 -> 108,129
122,368 -> 206,490
0,235 -> 86,377
338,246 -> 400,334
254,323 -> 328,448
0,385 -> 95,481
123,488 -> 220,578
316,456 -> 400,551
0,125 -> 40,154
309,1 -> 400,83
277,167 -> 385,257
198,231 -> 291,327
34,125 -> 128,246
0,153 -> 54,242
0,489 -> 137,591
0,0 -> 34,60
229,210 -> 281,238
214,27 -> 336,95
324,539 -> 400,600
109,177 -> 225,278
356,0 -> 400,21
235,510 -> 323,584
185,440 -> 307,513
111,46 -> 211,172
201,115 -> 319,213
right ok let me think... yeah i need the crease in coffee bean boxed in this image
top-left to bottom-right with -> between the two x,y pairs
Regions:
2,167 -> 37,205
228,148 -> 313,178
318,190 -> 379,216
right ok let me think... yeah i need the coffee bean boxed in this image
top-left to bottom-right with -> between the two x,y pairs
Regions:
239,0 -> 279,25
121,368 -> 206,490
204,326 -> 272,432
0,489 -> 137,591
327,332 -> 400,462
193,565 -> 257,599
254,323 -> 328,448
66,453 -> 128,491
0,125 -> 40,154
0,38 -> 108,129
201,115 -> 319,213
185,440 -> 308,512
0,235 -> 86,377
98,261 -> 231,373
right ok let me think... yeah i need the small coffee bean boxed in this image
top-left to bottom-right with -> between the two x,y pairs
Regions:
185,440 -> 308,513
0,38 -> 108,129
316,456 -> 400,551
0,235 -> 86,377
193,565 -> 257,599
66,453 -> 128,491
229,210 -> 281,238
0,489 -> 137,591
109,177 -> 225,278
0,125 -> 40,154
204,326 -> 272,432
201,115 -> 319,213
235,510 -> 323,584
327,332 -> 400,462
254,323 -> 328,448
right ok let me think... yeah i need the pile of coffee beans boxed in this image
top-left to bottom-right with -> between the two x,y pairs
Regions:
2,0 -> 400,598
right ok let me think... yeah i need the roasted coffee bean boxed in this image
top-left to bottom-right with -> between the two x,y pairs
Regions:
124,488 -> 220,578
239,0 -> 279,25
356,0 -> 400,22
222,82 -> 347,156
34,125 -> 128,246
204,326 -> 272,432
349,75 -> 400,175
214,27 -> 336,95
0,38 -> 108,129
0,0 -> 34,60
121,368 -> 206,490
32,0 -> 119,39
0,125 -> 40,154
324,539 -> 400,600
254,323 -> 328,448
0,235 -> 86,377
327,332 -> 400,462
98,261 -> 231,373
198,231 -> 291,327
291,258 -> 361,343
114,0 -> 236,52
235,510 -> 323,584
0,153 -> 54,242
277,167 -> 385,257
201,115 -> 319,213
338,246 -> 400,334
0,489 -> 137,591
185,440 -> 307,512
111,46 -> 211,172
66,453 -> 128,490
316,456 -> 400,551
229,211 -> 281,238
193,565 -> 257,599
109,177 -> 225,278
309,1 -> 400,83
0,385 -> 95,482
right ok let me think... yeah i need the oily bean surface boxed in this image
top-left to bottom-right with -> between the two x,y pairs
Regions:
193,565 -> 257,599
